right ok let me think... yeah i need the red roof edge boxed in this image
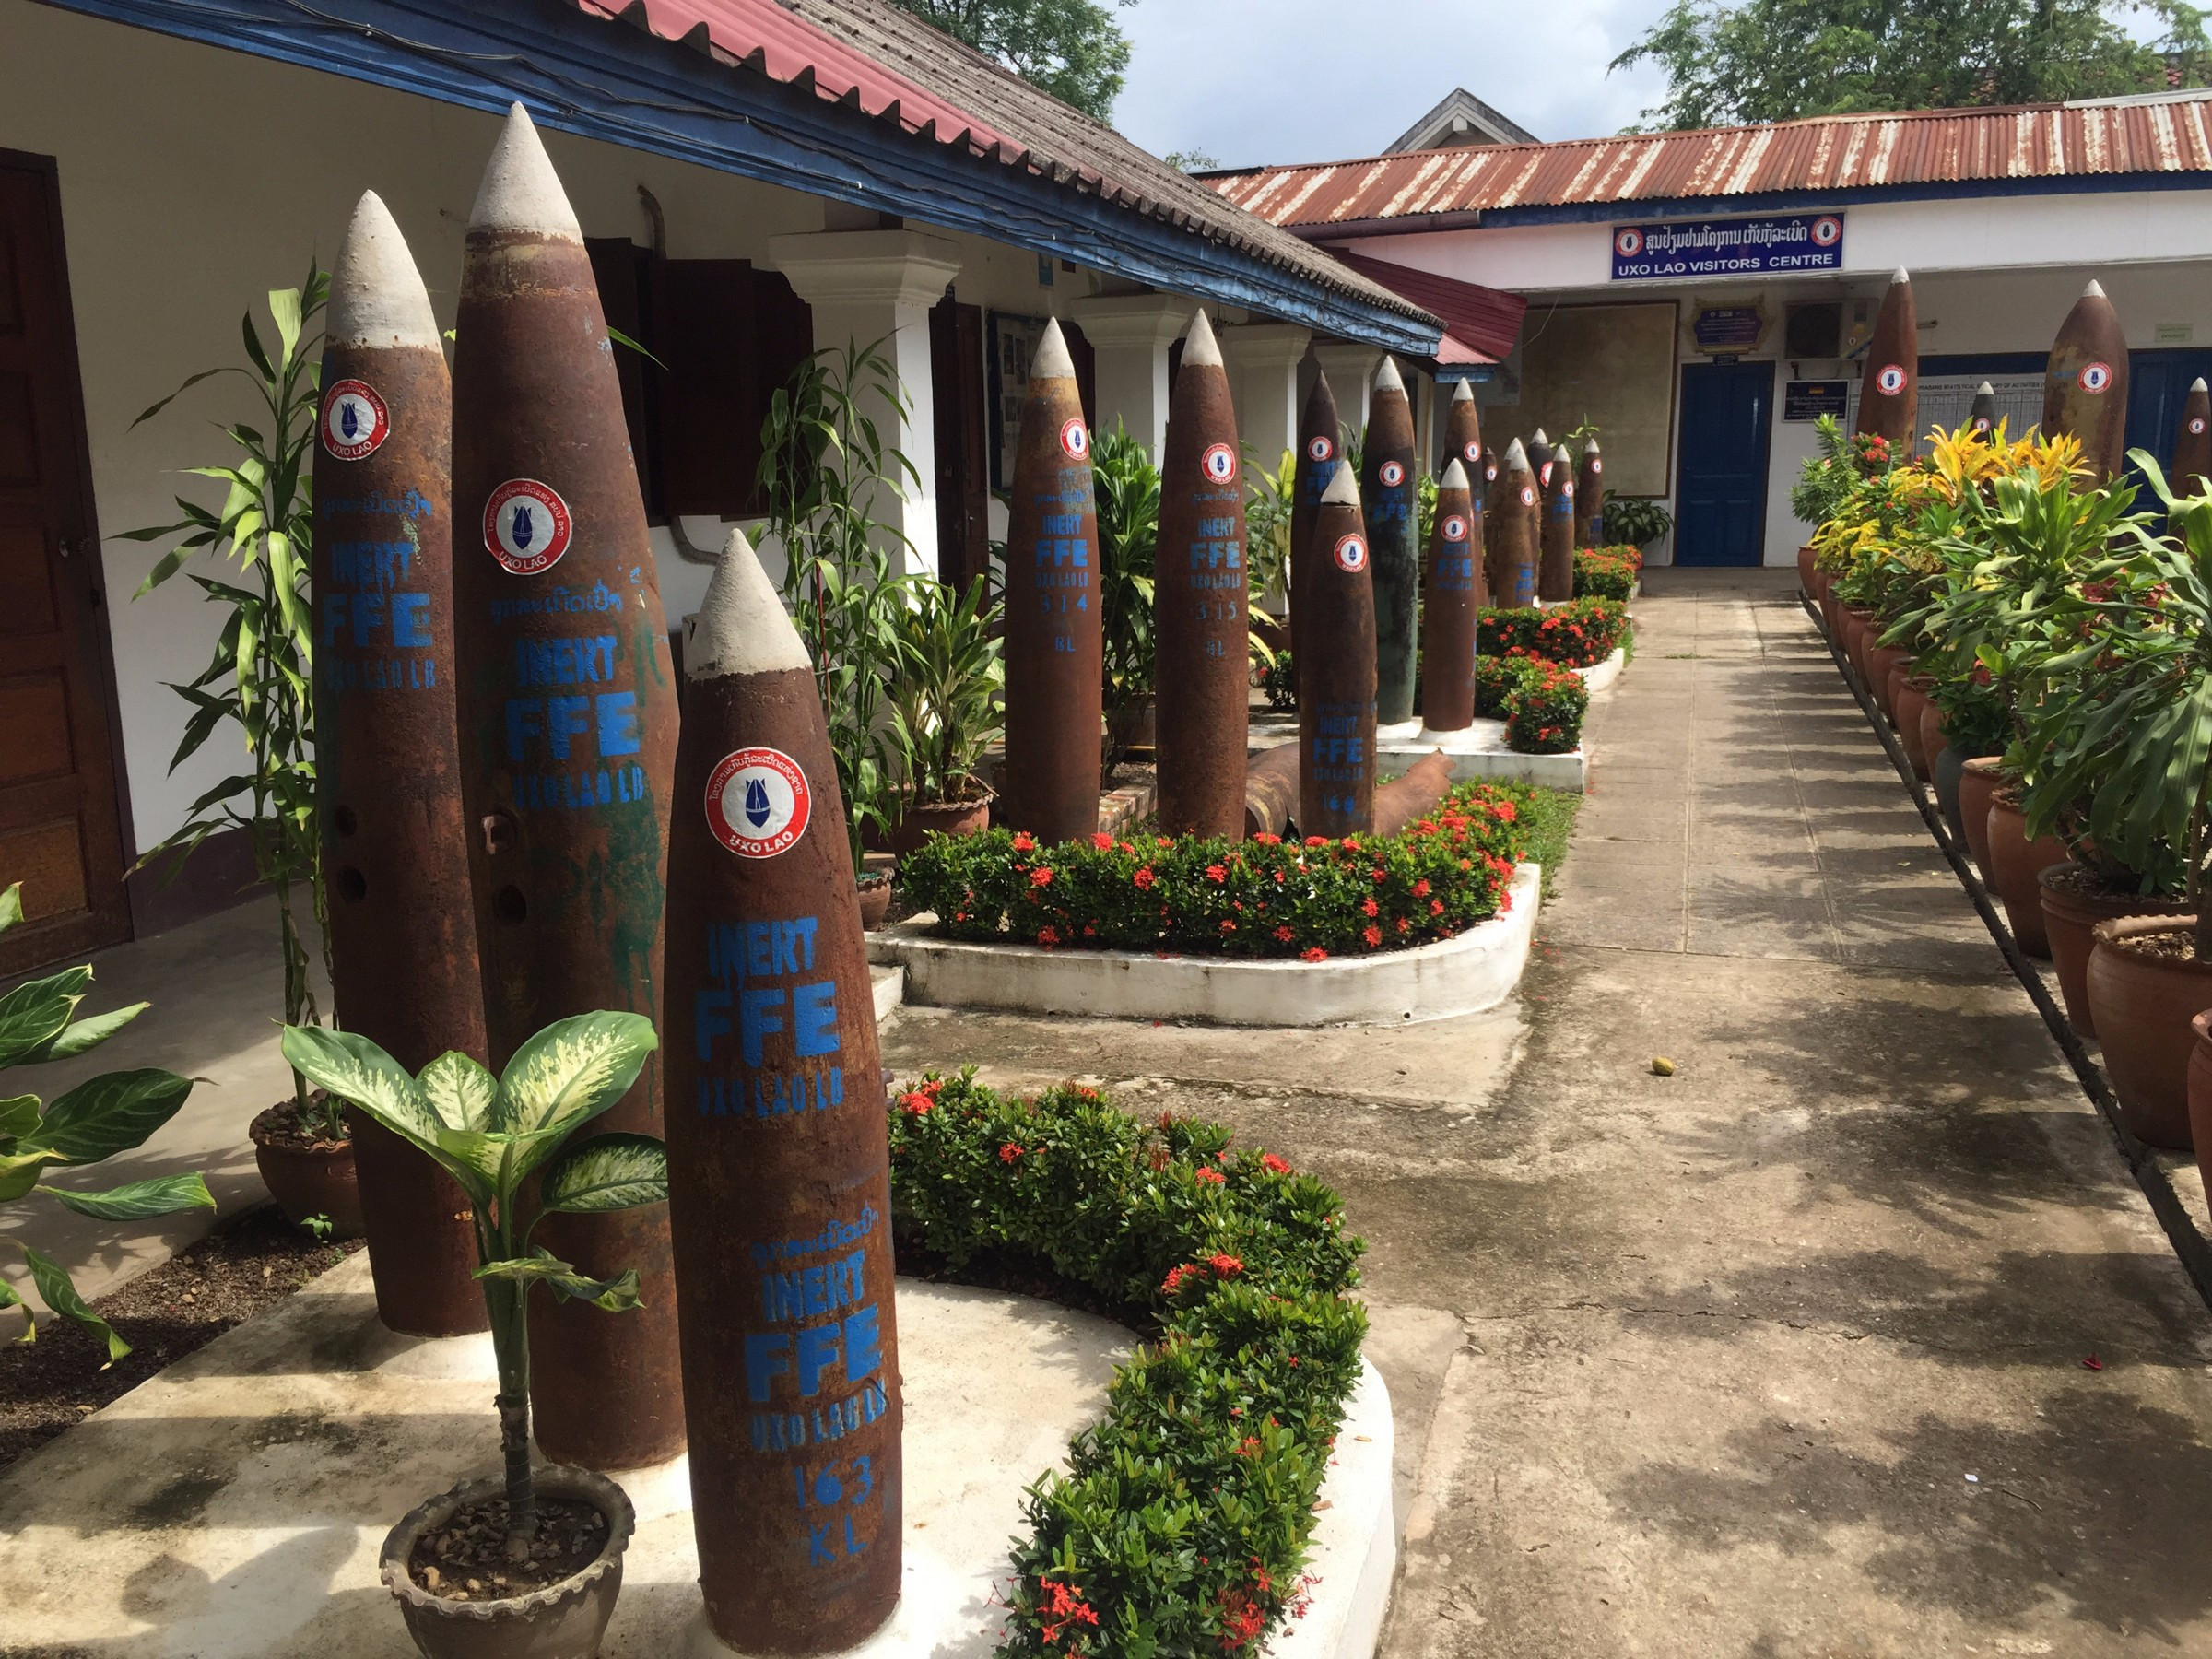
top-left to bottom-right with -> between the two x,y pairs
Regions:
1332,250 -> 1526,361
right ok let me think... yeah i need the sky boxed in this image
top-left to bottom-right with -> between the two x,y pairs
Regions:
1110,0 -> 1679,169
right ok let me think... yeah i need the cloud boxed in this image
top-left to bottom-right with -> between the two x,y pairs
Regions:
1112,0 -> 1677,169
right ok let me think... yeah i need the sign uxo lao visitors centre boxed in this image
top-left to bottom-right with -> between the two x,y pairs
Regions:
1610,213 -> 1845,281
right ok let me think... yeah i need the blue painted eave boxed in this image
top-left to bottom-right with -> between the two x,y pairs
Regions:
1477,169 -> 2212,229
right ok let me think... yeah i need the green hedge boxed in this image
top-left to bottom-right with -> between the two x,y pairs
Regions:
888,1074 -> 1367,1654
1477,596 -> 1630,669
1477,655 -> 1591,753
1572,548 -> 1638,602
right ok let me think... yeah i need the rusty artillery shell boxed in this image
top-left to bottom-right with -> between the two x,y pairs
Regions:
1574,436 -> 1605,549
1854,268 -> 1917,447
1373,749 -> 1454,839
1364,357 -> 1420,726
1492,439 -> 1540,610
1243,742 -> 1300,840
2044,279 -> 2129,483
2174,378 -> 2212,499
1968,381 -> 1999,437
664,528 -> 901,1653
1441,376 -> 1483,477
1290,370 -> 1341,697
1153,312 -> 1249,840
1538,440 -> 1577,603
451,105 -> 682,1470
1419,460 -> 1481,734
1000,320 -> 1103,845
1299,463 -> 1377,838
312,193 -> 487,1339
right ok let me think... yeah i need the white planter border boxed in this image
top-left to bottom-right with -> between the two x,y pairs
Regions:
869,862 -> 1541,1028
1575,644 -> 1627,695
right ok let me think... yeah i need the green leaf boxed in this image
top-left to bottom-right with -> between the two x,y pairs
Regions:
45,1172 -> 216,1219
0,883 -> 20,934
0,1275 -> 27,1343
606,324 -> 665,368
0,1150 -> 55,1202
0,967 -> 90,1066
129,365 -> 238,429
0,1094 -> 40,1140
23,1069 -> 193,1163
419,1050 -> 499,1133
537,1134 -> 669,1215
15,1002 -> 147,1065
495,1013 -> 656,1140
241,310 -> 274,381
23,1245 -> 128,1363
476,1249 -> 642,1312
278,1026 -> 441,1149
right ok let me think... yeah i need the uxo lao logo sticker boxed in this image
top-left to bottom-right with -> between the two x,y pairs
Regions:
1378,458 -> 1406,488
2191,416 -> 2208,436
484,480 -> 572,576
2080,360 -> 2113,395
1441,513 -> 1469,543
1538,462 -> 1553,487
1059,418 -> 1090,460
1333,533 -> 1368,573
1463,440 -> 1482,465
1591,457 -> 1603,475
1811,215 -> 1842,248
1875,364 -> 1908,397
1519,485 -> 1536,507
1201,442 -> 1237,484
705,747 -> 812,859
1306,434 -> 1335,463
320,380 -> 389,461
1614,227 -> 1644,258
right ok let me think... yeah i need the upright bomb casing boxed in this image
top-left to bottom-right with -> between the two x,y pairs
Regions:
451,105 -> 683,1469
1537,440 -> 1577,603
1290,371 -> 1341,697
1968,381 -> 1998,437
1441,379 -> 1488,605
1854,268 -> 1917,447
1492,439 -> 1540,610
1363,357 -> 1419,725
1419,459 -> 1481,733
1300,463 -> 1377,837
2044,280 -> 2129,483
1574,437 -> 1605,549
312,193 -> 487,1338
999,321 -> 1103,845
2174,378 -> 2212,499
1153,312 -> 1249,840
665,529 -> 901,1653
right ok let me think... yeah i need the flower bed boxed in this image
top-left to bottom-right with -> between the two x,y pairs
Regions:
888,1074 -> 1366,1654
899,782 -> 1535,958
1477,655 -> 1591,754
1572,547 -> 1641,601
1478,595 -> 1630,669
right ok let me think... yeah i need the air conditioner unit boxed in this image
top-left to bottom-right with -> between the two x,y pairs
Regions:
1785,301 -> 1842,359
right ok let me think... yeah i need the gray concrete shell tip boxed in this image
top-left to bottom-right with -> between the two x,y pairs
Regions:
1180,309 -> 1222,368
469,102 -> 582,241
329,191 -> 439,350
688,525 -> 811,681
1321,460 -> 1361,507
1031,318 -> 1075,382
1440,458 -> 1469,488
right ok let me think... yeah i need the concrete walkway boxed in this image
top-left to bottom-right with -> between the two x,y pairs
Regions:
884,567 -> 2212,1655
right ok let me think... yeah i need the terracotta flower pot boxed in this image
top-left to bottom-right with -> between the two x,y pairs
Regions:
1842,608 -> 1875,683
1880,659 -> 1910,730
888,789 -> 995,854
1866,644 -> 1912,721
2189,1010 -> 2212,1190
2042,864 -> 2190,1038
250,1105 -> 364,1239
382,1465 -> 633,1659
1985,793 -> 2069,958
857,872 -> 893,931
1894,678 -> 1933,781
1917,697 -> 1947,782
1796,543 -> 1817,597
1932,747 -> 1967,846
1957,757 -> 2005,884
2087,916 -> 2212,1149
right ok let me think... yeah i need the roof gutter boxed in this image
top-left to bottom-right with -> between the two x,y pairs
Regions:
37,0 -> 1440,354
1287,209 -> 1488,241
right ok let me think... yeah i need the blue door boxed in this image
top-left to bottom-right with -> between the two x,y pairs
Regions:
2123,347 -> 2212,497
1674,361 -> 1774,566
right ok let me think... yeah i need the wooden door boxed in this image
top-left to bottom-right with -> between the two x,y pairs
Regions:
1672,359 -> 1773,566
0,151 -> 129,973
929,294 -> 989,598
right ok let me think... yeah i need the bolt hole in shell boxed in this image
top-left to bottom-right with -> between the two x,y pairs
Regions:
335,867 -> 368,903
493,886 -> 528,924
334,805 -> 359,836
480,810 -> 517,854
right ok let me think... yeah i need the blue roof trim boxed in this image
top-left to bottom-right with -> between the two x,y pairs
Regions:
41,0 -> 1437,354
1478,169 -> 2212,229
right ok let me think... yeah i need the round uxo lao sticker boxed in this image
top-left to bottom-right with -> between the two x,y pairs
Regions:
484,479 -> 573,576
1201,442 -> 1237,484
1334,533 -> 1368,573
706,747 -> 812,859
321,380 -> 389,461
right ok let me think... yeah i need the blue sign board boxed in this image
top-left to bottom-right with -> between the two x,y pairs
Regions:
1610,213 -> 1844,281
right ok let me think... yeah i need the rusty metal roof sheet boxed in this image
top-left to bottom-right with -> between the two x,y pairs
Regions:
578,0 -> 1432,323
1209,94 -> 2212,229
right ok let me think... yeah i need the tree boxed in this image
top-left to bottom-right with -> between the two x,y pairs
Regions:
1165,148 -> 1222,172
1612,0 -> 2212,130
888,0 -> 1133,122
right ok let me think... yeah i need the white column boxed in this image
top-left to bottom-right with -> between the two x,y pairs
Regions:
1312,341 -> 1383,430
1067,292 -> 1194,458
766,229 -> 962,578
1218,323 -> 1311,472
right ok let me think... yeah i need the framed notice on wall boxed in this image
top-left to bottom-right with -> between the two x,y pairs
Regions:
987,311 -> 1048,491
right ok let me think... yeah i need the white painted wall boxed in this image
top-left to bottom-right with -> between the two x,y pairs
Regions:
0,0 -> 1207,853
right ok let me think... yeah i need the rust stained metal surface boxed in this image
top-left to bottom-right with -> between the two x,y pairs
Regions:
664,542 -> 900,1650
1364,370 -> 1420,727
1289,371 -> 1341,681
1373,749 -> 1454,839
1300,474 -> 1377,838
1538,441 -> 1577,604
1491,444 -> 1540,610
1152,323 -> 1250,840
1419,465 -> 1481,734
2044,283 -> 2131,482
312,221 -> 488,1341
1212,95 -> 2212,229
2172,379 -> 2212,497
1573,441 -> 1604,549
998,332 -> 1104,846
1854,274 -> 1919,445
1242,742 -> 1300,840
452,110 -> 685,1472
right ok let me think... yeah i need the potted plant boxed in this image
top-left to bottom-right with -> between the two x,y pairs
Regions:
1602,497 -> 1673,559
1095,421 -> 1159,767
0,880 -> 216,1357
120,267 -> 359,1233
281,1011 -> 664,1657
886,572 -> 1004,853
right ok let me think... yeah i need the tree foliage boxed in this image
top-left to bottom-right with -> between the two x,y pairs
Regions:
887,0 -> 1133,121
1612,0 -> 2212,129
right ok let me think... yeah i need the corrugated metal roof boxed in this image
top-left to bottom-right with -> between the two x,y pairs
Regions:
576,0 -> 1432,324
1209,94 -> 2212,229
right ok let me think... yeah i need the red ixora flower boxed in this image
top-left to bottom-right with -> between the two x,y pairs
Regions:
1133,866 -> 1156,889
1012,831 -> 1036,853
1274,924 -> 1295,943
1091,831 -> 1115,850
1206,864 -> 1229,883
1030,865 -> 1054,887
1234,1436 -> 1263,1458
898,1090 -> 934,1114
1194,1166 -> 1228,1186
998,1143 -> 1025,1164
1300,947 -> 1328,963
1361,896 -> 1380,918
1209,1253 -> 1244,1277
1362,924 -> 1382,947
1261,1152 -> 1292,1175
1252,831 -> 1281,845
1037,925 -> 1060,947
1303,835 -> 1329,848
1161,1263 -> 1200,1294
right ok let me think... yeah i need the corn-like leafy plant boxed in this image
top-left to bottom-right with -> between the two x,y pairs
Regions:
887,573 -> 1004,806
1093,421 -> 1159,760
282,1013 -> 664,1556
120,268 -> 334,1132
0,883 -> 213,1362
